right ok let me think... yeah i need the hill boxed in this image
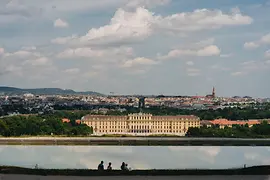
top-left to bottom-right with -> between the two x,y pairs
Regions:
0,86 -> 103,96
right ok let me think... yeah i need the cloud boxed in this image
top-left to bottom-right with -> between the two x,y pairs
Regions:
197,147 -> 221,157
231,60 -> 270,76
243,150 -> 270,165
265,50 -> 270,58
51,35 -> 78,44
56,47 -> 134,61
210,64 -> 230,71
244,152 -> 259,161
160,45 -> 221,59
244,33 -> 270,49
168,146 -> 221,164
21,46 -> 37,51
261,33 -> 270,44
241,60 -> 269,71
220,53 -> 233,58
53,7 -> 252,47
125,0 -> 171,9
0,1 -> 262,95
231,71 -> 245,76
171,38 -> 216,52
70,7 -> 154,47
197,45 -> 221,56
82,71 -> 98,78
186,61 -> 194,66
155,8 -> 252,33
0,48 -> 56,81
4,50 -> 41,59
54,18 -> 69,28
23,57 -> 51,66
0,47 -> 4,55
243,42 -> 259,49
194,38 -> 216,48
63,68 -> 80,74
0,65 -> 22,77
186,68 -> 200,76
0,0 -> 43,25
121,57 -> 158,68
0,0 -> 145,24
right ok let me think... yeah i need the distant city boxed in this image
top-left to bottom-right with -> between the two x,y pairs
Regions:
0,86 -> 270,138
0,86 -> 269,116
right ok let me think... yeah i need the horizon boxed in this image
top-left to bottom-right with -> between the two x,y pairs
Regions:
0,0 -> 270,97
0,85 -> 269,98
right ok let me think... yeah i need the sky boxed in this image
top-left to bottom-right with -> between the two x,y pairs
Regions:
0,146 -> 270,170
0,0 -> 270,97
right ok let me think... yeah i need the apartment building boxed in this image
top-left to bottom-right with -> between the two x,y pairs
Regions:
81,113 -> 200,136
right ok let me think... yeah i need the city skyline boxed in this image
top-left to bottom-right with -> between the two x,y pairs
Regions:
1,0 -> 270,97
0,85 -> 267,98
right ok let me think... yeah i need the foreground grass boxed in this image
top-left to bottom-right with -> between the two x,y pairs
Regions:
0,165 -> 270,176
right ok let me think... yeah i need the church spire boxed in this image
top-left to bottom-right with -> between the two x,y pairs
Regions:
212,87 -> 216,98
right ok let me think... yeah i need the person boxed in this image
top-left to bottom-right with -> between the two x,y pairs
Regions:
121,162 -> 126,171
125,163 -> 130,171
98,161 -> 104,171
107,162 -> 112,170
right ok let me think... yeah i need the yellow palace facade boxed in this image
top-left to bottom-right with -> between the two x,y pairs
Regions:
81,113 -> 200,136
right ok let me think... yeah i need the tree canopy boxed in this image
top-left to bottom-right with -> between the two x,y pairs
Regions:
0,114 -> 93,137
187,121 -> 270,138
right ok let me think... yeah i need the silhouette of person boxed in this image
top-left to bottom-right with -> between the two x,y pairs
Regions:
98,161 -> 104,171
125,163 -> 129,171
121,162 -> 126,171
107,162 -> 112,170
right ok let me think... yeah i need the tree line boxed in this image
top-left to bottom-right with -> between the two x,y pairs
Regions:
2,103 -> 270,120
106,105 -> 270,120
187,121 -> 270,138
0,114 -> 93,137
1,104 -> 270,137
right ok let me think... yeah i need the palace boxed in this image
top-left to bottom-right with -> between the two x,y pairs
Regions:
81,113 -> 200,136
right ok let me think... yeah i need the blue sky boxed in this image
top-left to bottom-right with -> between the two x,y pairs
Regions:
0,146 -> 270,170
0,0 -> 270,97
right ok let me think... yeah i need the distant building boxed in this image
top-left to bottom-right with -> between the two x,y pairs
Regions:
202,119 -> 263,129
62,118 -> 70,123
206,87 -> 216,98
200,120 -> 213,128
81,113 -> 200,136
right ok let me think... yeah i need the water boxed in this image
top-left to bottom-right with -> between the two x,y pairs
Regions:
0,146 -> 270,169
0,175 -> 269,180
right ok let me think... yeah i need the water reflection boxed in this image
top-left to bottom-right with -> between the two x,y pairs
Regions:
0,146 -> 270,169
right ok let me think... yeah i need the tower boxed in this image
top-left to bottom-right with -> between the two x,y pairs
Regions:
138,97 -> 145,111
212,87 -> 216,98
